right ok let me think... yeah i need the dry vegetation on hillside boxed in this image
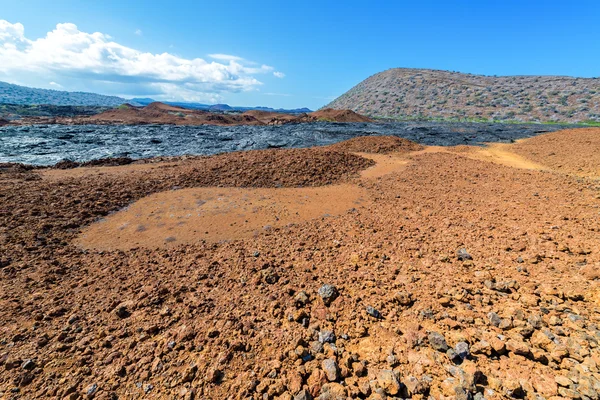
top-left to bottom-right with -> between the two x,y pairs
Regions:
327,68 -> 600,123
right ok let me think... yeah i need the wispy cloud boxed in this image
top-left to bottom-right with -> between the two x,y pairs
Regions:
134,29 -> 143,36
49,81 -> 62,88
273,71 -> 285,78
0,20 -> 285,101
208,53 -> 244,62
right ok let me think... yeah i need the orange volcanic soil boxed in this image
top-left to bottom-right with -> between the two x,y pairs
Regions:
1,132 -> 600,399
310,108 -> 373,123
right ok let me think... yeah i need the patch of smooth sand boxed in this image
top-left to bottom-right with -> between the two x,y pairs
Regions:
451,143 -> 548,171
357,152 -> 410,179
412,143 -> 547,171
76,184 -> 368,250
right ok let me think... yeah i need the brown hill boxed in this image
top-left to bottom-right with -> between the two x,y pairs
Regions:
309,108 -> 373,122
327,135 -> 423,153
87,102 -> 264,126
326,68 -> 600,123
242,110 -> 301,125
144,102 -> 188,112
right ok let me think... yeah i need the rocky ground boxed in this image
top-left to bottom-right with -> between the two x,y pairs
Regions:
1,130 -> 600,400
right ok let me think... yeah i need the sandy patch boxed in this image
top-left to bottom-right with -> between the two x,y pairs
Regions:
76,184 -> 368,250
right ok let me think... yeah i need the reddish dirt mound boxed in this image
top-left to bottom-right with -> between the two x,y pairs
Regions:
86,103 -> 264,126
511,127 -> 600,177
242,110 -> 301,125
309,108 -> 373,122
144,102 -> 188,112
327,135 -> 423,154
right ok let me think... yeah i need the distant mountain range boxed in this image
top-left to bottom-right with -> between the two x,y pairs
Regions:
0,81 -> 129,107
0,81 -> 312,114
130,98 -> 312,114
326,68 -> 600,123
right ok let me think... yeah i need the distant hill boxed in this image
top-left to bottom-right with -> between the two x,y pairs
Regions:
0,81 -> 131,107
132,97 -> 312,114
326,68 -> 600,123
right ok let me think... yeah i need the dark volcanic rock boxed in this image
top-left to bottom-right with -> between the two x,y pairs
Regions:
0,121 -> 580,166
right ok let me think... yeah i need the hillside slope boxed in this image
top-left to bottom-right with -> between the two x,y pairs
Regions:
326,68 -> 600,123
0,81 -> 129,106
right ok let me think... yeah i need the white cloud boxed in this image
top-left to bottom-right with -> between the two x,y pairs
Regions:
0,20 -> 284,101
273,71 -> 285,78
49,81 -> 63,88
135,29 -> 142,36
208,53 -> 244,62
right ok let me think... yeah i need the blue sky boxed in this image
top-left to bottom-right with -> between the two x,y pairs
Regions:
1,0 -> 599,109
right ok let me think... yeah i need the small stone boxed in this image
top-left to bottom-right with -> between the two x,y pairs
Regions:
503,379 -> 523,398
498,319 -> 512,330
206,368 -> 222,383
294,389 -> 312,400
447,348 -> 461,363
558,387 -> 582,399
319,382 -> 346,398
470,340 -> 492,356
489,337 -> 506,354
318,284 -> 338,306
404,375 -> 429,396
352,361 -> 367,377
85,383 -> 98,398
455,342 -> 470,360
487,312 -> 501,327
321,359 -> 339,382
182,364 -> 197,383
310,340 -> 324,355
455,386 -> 473,400
318,330 -> 336,344
377,370 -> 401,395
143,384 -> 153,394
394,291 -> 413,306
295,291 -> 310,306
506,339 -> 530,356
114,304 -> 130,319
21,359 -> 36,370
555,375 -> 572,387
473,392 -> 485,400
366,306 -> 381,319
457,248 -> 473,261
386,354 -> 398,366
528,314 -> 543,329
428,331 -> 449,352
